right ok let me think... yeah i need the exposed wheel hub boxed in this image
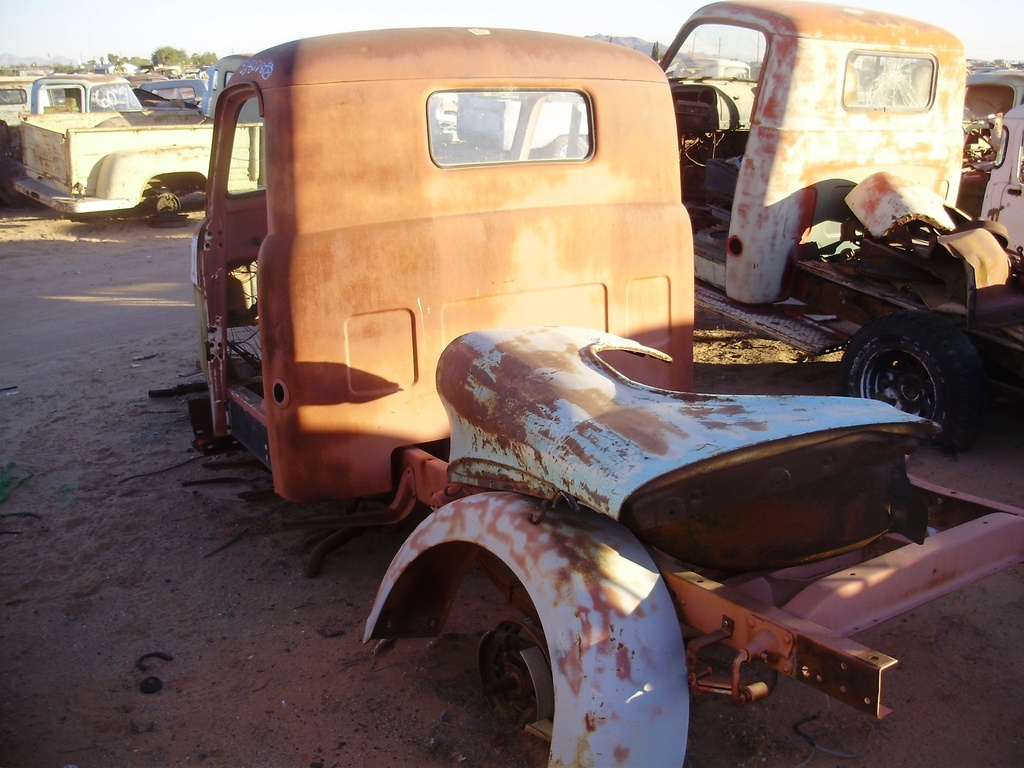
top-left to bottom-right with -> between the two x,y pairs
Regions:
478,619 -> 553,734
867,353 -> 934,415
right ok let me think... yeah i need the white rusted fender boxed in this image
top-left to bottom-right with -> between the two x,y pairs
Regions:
364,491 -> 690,768
846,171 -> 956,237
436,326 -> 934,521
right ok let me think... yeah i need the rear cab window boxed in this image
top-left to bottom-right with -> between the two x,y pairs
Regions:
428,90 -> 592,166
0,88 -> 27,106
42,86 -> 85,113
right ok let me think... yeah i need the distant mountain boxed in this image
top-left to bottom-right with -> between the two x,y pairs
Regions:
0,53 -> 77,67
586,35 -> 662,58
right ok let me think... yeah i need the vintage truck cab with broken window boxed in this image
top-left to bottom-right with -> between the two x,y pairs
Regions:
188,23 -> 1024,767
662,1 -> 1024,451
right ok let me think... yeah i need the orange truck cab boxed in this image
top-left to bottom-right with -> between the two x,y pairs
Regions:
190,28 -> 694,503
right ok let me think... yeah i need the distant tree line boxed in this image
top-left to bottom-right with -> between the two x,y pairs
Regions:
1,47 -> 218,76
107,47 -> 219,73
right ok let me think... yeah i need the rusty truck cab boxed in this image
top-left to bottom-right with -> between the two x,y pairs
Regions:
191,28 -> 694,502
663,1 -> 966,304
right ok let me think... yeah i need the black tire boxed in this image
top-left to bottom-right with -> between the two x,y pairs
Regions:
840,311 -> 987,451
0,155 -> 28,208
148,212 -> 190,228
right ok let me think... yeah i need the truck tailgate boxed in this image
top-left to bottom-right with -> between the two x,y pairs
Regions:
20,118 -> 70,186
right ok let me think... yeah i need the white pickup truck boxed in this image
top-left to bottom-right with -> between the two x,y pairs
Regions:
6,73 -> 216,216
14,107 -> 214,216
961,102 -> 1024,258
2,74 -> 158,207
983,104 -> 1024,256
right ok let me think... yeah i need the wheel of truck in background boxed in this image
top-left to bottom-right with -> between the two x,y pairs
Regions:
840,310 -> 987,451
148,213 -> 190,228
152,190 -> 181,215
0,156 -> 29,208
147,189 -> 191,227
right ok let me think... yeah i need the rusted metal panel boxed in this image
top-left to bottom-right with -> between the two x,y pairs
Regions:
234,28 -> 667,98
437,326 -> 936,569
365,492 -> 690,768
199,29 -> 696,501
846,171 -> 956,237
233,29 -> 684,237
652,552 -> 898,718
682,1 -> 964,46
782,512 -> 1024,636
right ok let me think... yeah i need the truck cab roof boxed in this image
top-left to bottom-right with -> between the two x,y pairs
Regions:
231,27 -> 666,90
30,74 -> 142,114
671,0 -> 961,47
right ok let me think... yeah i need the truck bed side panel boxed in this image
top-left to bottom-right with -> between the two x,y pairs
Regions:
20,112 -> 213,202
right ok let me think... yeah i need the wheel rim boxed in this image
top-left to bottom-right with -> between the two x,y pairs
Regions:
154,192 -> 181,214
478,619 -> 553,730
859,348 -> 936,417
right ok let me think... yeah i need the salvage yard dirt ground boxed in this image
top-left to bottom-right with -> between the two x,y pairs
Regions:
1,206 -> 1022,768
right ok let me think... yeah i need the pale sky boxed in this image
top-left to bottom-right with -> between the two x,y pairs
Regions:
1,0 -> 1020,64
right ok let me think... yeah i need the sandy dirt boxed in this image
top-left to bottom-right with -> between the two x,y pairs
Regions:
1,206 -> 1022,768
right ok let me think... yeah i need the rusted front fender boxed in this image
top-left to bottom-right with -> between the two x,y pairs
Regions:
364,491 -> 689,767
846,171 -> 957,236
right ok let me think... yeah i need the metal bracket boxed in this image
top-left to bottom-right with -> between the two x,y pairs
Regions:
653,550 -> 897,718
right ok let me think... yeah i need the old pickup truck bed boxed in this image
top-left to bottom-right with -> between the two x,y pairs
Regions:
17,109 -> 212,214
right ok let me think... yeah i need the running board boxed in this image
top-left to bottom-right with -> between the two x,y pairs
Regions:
694,280 -> 853,356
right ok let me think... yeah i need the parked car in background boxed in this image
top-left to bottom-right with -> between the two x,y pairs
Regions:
0,76 -> 34,128
1,75 -> 144,207
0,77 -> 34,150
0,76 -> 35,205
964,69 -> 1024,123
129,73 -> 169,87
959,103 -> 1024,259
11,76 -> 213,216
139,78 -> 208,109
959,70 -> 1024,222
15,107 -> 214,217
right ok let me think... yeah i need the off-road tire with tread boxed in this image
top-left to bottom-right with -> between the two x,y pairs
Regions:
840,310 -> 987,451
